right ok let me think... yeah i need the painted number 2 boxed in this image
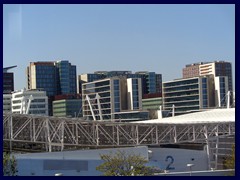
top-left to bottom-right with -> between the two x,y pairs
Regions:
165,156 -> 175,170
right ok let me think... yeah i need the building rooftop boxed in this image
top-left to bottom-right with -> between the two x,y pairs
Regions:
131,108 -> 235,124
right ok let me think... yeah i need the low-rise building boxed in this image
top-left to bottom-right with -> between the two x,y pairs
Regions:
53,94 -> 82,118
11,89 -> 48,115
3,94 -> 12,113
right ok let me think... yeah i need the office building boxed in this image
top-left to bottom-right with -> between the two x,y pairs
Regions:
79,71 -> 162,97
27,60 -> 77,115
162,76 -> 215,115
199,61 -> 233,92
11,89 -> 48,115
182,61 -> 233,92
3,66 -> 17,94
135,71 -> 162,95
82,77 -> 148,121
27,60 -> 77,96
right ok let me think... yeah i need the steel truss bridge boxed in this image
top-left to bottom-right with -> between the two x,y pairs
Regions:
3,113 -> 235,169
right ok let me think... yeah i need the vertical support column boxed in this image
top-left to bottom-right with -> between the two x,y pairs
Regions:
172,104 -> 175,117
33,117 -> 36,142
155,125 -> 158,145
61,121 -> 64,151
204,125 -> 211,170
9,115 -> 13,153
75,122 -> 79,145
136,125 -> 139,145
96,123 -> 99,146
117,125 -> 119,146
193,125 -> 196,142
174,125 -> 177,143
215,137 -> 219,169
45,118 -> 51,152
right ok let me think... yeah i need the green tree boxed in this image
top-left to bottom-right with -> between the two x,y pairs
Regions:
3,152 -> 18,176
96,150 -> 162,176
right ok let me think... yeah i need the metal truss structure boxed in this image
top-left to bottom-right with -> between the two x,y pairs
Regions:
3,113 -> 235,169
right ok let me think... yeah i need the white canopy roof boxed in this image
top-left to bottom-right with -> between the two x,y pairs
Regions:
132,108 -> 235,124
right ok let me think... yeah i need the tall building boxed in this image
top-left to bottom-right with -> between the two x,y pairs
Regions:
162,76 -> 215,115
11,89 -> 48,115
82,77 -> 148,121
182,61 -> 233,92
27,60 -> 77,96
3,65 -> 17,94
55,60 -> 77,95
27,60 -> 77,116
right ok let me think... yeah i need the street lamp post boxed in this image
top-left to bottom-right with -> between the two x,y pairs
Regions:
187,164 -> 194,176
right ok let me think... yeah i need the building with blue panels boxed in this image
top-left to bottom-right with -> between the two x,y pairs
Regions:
27,60 -> 77,115
82,77 -> 148,121
79,71 -> 162,97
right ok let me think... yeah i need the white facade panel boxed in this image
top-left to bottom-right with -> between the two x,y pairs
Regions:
11,89 -> 48,115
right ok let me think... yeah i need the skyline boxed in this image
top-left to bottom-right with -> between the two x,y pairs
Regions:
3,4 -> 235,91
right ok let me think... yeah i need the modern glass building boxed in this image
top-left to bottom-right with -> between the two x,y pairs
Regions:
79,71 -> 162,98
82,77 -> 147,121
27,60 -> 77,116
55,60 -> 77,95
163,76 -> 215,115
27,60 -> 77,96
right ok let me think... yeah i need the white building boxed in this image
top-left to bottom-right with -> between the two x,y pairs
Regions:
3,94 -> 12,113
11,89 -> 48,115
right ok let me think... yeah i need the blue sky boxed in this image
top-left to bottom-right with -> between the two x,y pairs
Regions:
3,4 -> 235,91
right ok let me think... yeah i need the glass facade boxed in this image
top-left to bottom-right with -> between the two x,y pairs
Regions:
79,71 -> 162,97
215,62 -> 232,91
82,77 -> 145,121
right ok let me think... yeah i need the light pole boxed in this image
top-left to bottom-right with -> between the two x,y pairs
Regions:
187,164 -> 194,176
